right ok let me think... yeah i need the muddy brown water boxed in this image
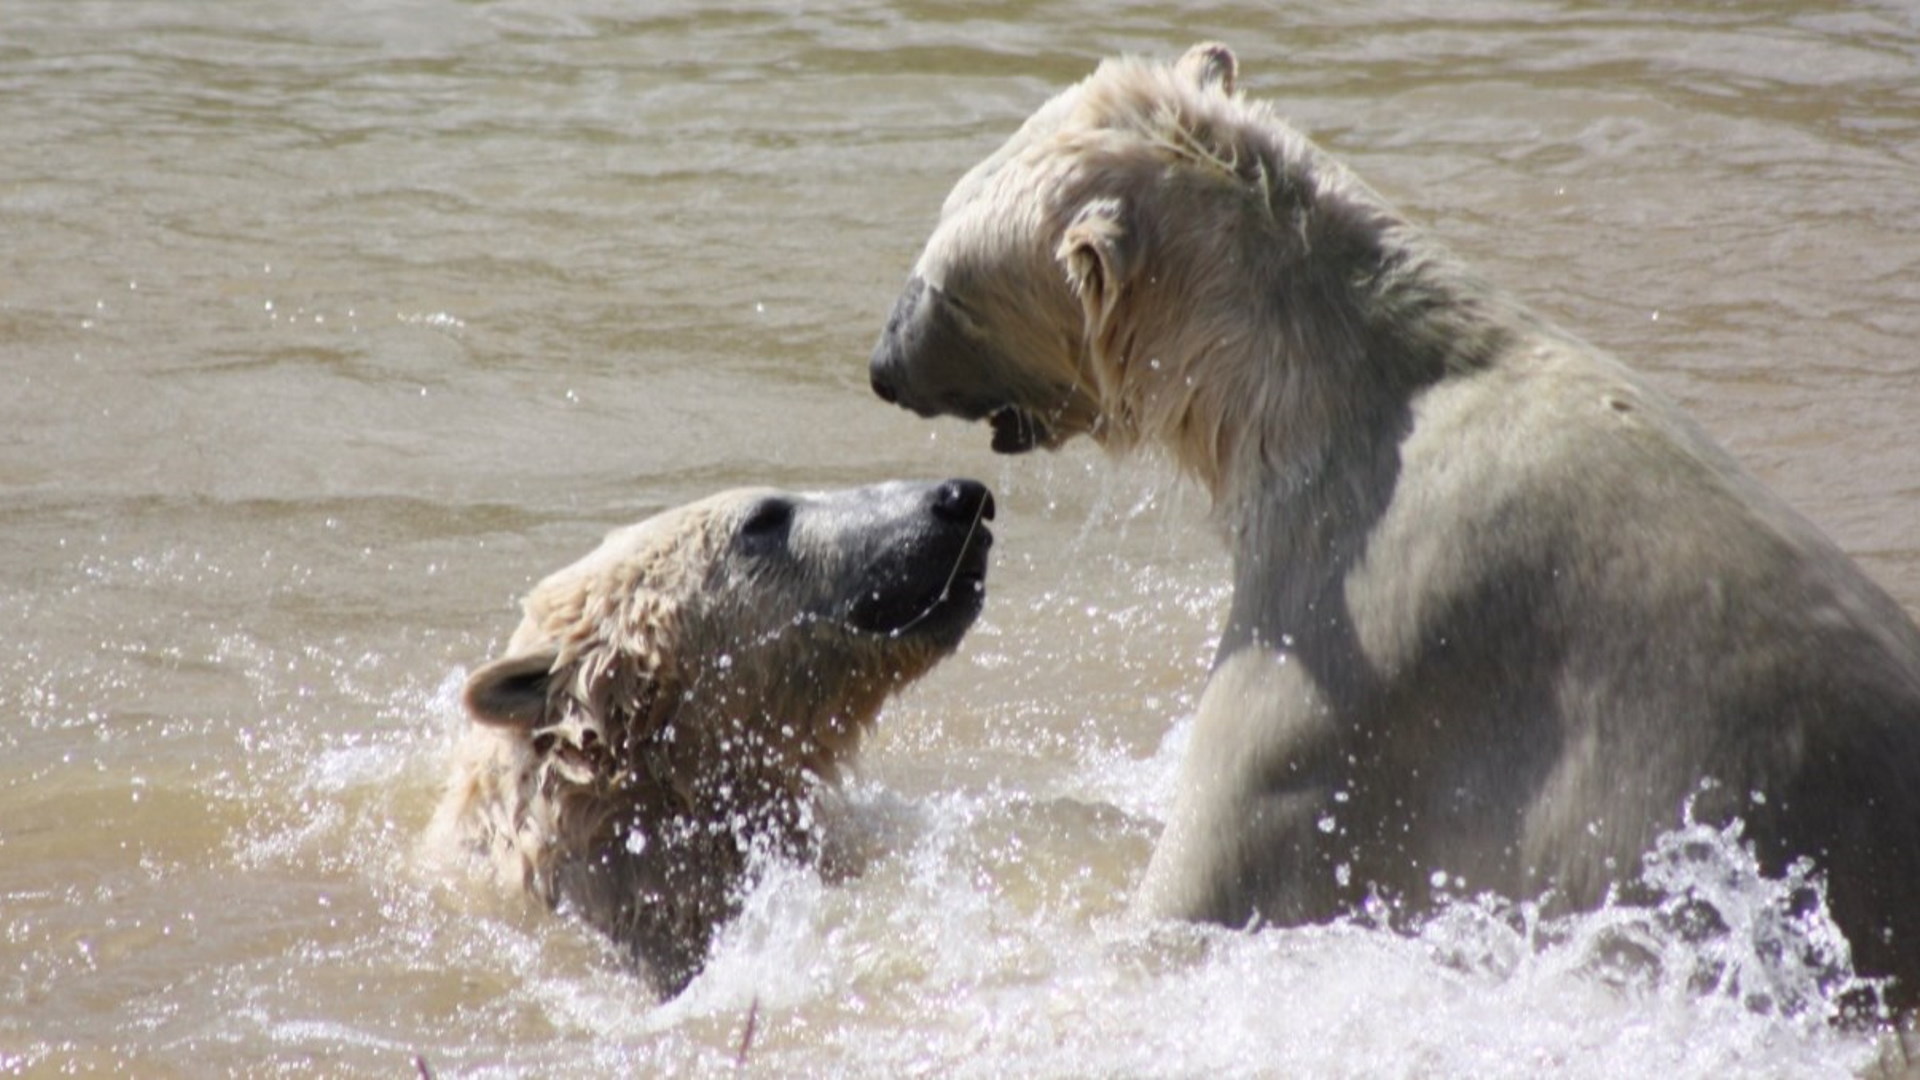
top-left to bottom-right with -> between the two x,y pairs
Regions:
2,2 -> 1917,1075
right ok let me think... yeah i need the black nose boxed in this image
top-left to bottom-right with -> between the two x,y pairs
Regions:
871,275 -> 928,407
871,363 -> 899,404
932,478 -> 995,525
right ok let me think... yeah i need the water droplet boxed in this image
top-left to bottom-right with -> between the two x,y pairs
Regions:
1316,814 -> 1336,834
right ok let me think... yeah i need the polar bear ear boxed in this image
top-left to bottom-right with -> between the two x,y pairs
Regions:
1176,42 -> 1236,95
463,651 -> 560,729
1057,197 -> 1132,332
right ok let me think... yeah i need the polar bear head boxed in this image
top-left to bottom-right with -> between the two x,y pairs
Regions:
463,478 -> 995,783
868,45 -> 1251,455
869,44 -> 1431,499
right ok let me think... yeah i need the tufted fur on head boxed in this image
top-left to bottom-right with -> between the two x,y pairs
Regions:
427,481 -> 993,997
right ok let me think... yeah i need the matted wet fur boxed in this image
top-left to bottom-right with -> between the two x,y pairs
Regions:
870,44 -> 1920,1015
428,479 -> 993,998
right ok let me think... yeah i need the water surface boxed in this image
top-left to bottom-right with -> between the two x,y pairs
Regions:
3,2 -> 1918,1075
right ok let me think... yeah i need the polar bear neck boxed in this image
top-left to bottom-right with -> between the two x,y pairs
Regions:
1064,75 -> 1531,520
1153,123 -> 1541,683
1171,175 -> 1521,516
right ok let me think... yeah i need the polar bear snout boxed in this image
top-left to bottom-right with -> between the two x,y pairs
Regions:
840,478 -> 995,641
870,274 -> 977,418
870,275 -> 1028,430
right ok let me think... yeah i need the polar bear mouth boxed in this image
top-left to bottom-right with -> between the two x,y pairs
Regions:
883,541 -> 990,639
989,406 -> 1051,454
847,508 -> 994,640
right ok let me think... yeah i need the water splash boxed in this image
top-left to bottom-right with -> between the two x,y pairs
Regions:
483,782 -> 1881,1077
154,665 -> 1888,1080
1583,802 -> 1886,1027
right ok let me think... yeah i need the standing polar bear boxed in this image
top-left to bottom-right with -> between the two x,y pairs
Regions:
430,479 -> 994,998
870,44 -> 1920,1008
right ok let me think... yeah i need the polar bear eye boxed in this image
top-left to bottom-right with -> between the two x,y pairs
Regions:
939,289 -> 982,331
737,498 -> 794,551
